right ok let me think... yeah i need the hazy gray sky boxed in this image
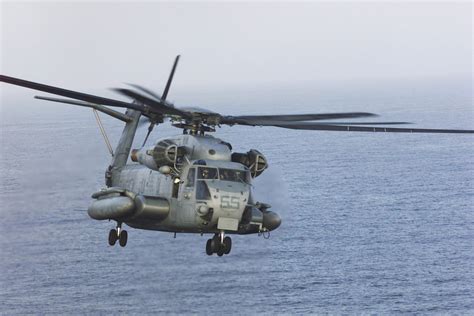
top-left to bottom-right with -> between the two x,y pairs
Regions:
1,1 -> 472,99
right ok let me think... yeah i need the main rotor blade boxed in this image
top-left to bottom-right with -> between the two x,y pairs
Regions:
221,112 -> 378,124
34,96 -> 133,122
162,55 -> 180,101
270,122 -> 474,134
313,121 -> 411,125
0,75 -> 145,112
113,88 -> 191,119
142,123 -> 155,147
126,83 -> 162,101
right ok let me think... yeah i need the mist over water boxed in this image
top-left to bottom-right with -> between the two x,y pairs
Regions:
1,83 -> 473,314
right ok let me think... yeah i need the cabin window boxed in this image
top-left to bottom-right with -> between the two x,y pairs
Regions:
197,167 -> 218,180
186,168 -> 196,188
196,181 -> 211,200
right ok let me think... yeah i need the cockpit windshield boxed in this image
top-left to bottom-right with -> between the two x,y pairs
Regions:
219,168 -> 250,183
194,166 -> 250,184
197,167 -> 218,180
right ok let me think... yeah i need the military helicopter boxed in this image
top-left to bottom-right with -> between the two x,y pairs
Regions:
1,56 -> 473,256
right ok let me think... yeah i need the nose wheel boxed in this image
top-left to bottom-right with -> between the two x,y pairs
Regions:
206,232 -> 232,256
108,223 -> 128,247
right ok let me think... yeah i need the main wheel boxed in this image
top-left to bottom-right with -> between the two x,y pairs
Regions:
206,239 -> 213,255
216,245 -> 224,257
223,236 -> 232,254
210,237 -> 219,253
108,229 -> 118,246
119,230 -> 128,247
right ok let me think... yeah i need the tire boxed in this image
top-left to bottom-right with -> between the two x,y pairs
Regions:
206,239 -> 213,255
223,236 -> 232,255
210,238 -> 219,253
108,229 -> 117,246
119,230 -> 128,247
217,246 -> 224,257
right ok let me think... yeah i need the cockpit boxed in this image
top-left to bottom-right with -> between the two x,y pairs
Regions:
183,162 -> 251,201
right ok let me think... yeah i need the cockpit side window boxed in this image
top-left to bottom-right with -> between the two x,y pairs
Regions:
186,168 -> 196,188
198,167 -> 218,180
196,181 -> 211,200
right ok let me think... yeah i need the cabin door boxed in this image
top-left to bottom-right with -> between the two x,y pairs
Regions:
178,167 -> 197,225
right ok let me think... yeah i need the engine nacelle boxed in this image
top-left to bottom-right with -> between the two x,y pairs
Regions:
231,149 -> 268,177
152,139 -> 186,167
131,148 -> 159,170
131,139 -> 187,171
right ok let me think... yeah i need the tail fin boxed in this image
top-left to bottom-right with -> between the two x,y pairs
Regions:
106,108 -> 142,186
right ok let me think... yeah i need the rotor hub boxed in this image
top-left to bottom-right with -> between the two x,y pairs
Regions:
172,121 -> 216,135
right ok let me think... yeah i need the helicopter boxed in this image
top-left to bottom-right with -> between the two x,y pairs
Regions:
1,55 -> 473,256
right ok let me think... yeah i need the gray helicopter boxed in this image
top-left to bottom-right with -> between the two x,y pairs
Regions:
1,56 -> 473,256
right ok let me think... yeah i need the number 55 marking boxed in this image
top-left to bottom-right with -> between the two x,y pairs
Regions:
221,196 -> 240,209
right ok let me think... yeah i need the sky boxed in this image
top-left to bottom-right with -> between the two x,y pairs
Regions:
0,1 -> 472,110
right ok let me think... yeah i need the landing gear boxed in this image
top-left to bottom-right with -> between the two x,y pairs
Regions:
108,229 -> 118,246
223,236 -> 232,255
205,232 -> 232,256
119,230 -> 128,247
206,239 -> 213,255
108,222 -> 128,247
216,246 -> 224,257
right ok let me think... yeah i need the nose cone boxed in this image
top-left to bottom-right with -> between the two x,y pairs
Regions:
263,211 -> 282,231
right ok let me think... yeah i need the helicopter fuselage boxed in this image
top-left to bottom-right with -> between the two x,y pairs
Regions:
5,55 -> 468,255
117,161 -> 251,234
88,133 -> 281,236
1,57 -> 282,255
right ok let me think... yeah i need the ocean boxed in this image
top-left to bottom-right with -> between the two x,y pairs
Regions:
1,80 -> 473,314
